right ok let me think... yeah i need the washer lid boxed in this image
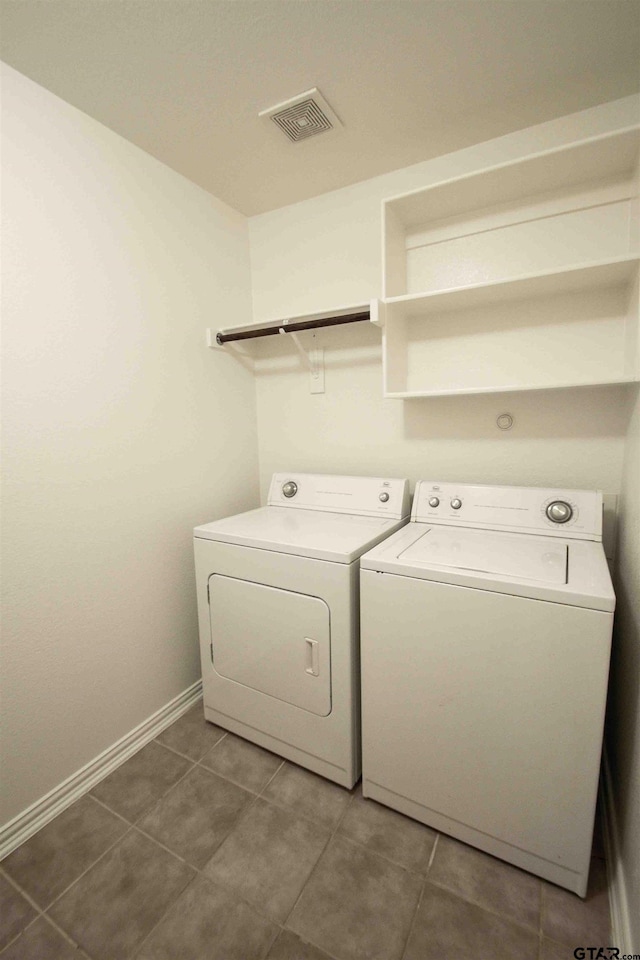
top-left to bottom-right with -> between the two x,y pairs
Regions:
399,528 -> 568,584
360,521 -> 615,611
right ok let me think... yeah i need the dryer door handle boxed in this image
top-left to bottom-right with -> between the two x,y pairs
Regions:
305,638 -> 320,677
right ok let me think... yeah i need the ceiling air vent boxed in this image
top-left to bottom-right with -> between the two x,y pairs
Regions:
259,88 -> 341,143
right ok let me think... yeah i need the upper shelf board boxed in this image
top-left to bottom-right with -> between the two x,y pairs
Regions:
384,127 -> 640,230
383,256 -> 639,318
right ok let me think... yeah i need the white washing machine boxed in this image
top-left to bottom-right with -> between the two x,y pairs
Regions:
360,481 -> 615,896
194,473 -> 410,788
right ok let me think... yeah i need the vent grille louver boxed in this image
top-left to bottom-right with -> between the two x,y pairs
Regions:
272,99 -> 333,142
259,88 -> 341,144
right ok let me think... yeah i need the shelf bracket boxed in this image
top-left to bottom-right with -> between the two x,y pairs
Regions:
279,327 -> 325,393
279,327 -> 315,373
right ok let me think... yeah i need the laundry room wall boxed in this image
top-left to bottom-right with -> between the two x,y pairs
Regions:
0,64 -> 259,830
248,94 -> 638,501
608,385 -> 640,949
248,92 -> 640,945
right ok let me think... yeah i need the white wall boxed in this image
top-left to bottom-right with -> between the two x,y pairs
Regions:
248,95 -> 640,945
609,385 -> 640,949
0,64 -> 259,827
248,95 -> 639,500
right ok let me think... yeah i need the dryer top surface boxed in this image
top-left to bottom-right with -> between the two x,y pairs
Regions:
194,506 -> 408,564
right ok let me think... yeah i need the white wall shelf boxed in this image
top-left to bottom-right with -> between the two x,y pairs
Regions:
381,126 -> 640,398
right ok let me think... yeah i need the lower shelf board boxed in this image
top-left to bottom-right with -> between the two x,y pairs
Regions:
384,375 -> 639,399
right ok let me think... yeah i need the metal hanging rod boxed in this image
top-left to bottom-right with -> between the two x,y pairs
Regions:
216,309 -> 370,345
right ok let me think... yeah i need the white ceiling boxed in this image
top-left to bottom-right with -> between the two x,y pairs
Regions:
1,1 -> 639,216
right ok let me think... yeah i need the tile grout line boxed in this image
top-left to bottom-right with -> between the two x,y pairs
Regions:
0,915 -> 91,960
127,760 -> 200,828
0,867 -> 87,958
276,782 -> 359,950
536,882 -> 586,953
128,753 -> 447,959
423,873 -> 544,938
0,825 -> 137,960
537,876 -> 545,960
194,757 -> 283,797
156,730 -> 229,765
130,777 -> 281,957
86,791 -> 137,826
128,762 -> 276,956
87,738 -> 200,831
112,732 -> 464,912
0,864 -> 46,915
130,804 -> 288,959
268,792 -> 441,960
191,769 -> 356,939
4,712 -> 600,960
130,823 -> 198,868
1,727 -> 275,960
396,834 -> 442,960
128,872 -> 200,960
255,758 -> 286,799
125,755 -> 291,957
423,823 -> 545,940
62,721 -> 223,959
0,914 -> 45,958
181,731 -> 595,952
34,910 -> 90,955
257,918 -> 281,960
399,837 -> 441,960
426,832 -> 440,872
41,825 -> 136,917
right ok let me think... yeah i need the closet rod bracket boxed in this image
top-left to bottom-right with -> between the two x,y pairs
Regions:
279,327 -> 315,374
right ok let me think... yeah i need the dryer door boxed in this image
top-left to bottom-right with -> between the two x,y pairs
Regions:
208,575 -> 331,717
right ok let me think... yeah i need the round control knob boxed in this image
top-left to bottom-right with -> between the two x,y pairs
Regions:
379,492 -> 390,502
450,498 -> 462,510
546,500 -> 573,524
429,497 -> 440,508
282,481 -> 298,499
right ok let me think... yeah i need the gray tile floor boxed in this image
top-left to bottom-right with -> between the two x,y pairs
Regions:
1,702 -> 612,960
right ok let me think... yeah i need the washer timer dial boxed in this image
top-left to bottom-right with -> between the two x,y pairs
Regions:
546,500 -> 573,524
282,481 -> 298,498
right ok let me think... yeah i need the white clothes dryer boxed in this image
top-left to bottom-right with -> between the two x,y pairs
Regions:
360,481 -> 615,896
194,473 -> 410,788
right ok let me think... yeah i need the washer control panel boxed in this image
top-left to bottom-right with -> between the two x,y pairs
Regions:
268,473 -> 411,519
412,481 -> 603,540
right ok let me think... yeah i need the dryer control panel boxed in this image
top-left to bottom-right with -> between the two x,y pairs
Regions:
412,481 -> 603,541
268,473 -> 411,519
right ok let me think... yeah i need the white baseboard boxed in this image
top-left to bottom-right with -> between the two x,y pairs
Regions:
602,749 -> 636,954
0,680 -> 203,861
